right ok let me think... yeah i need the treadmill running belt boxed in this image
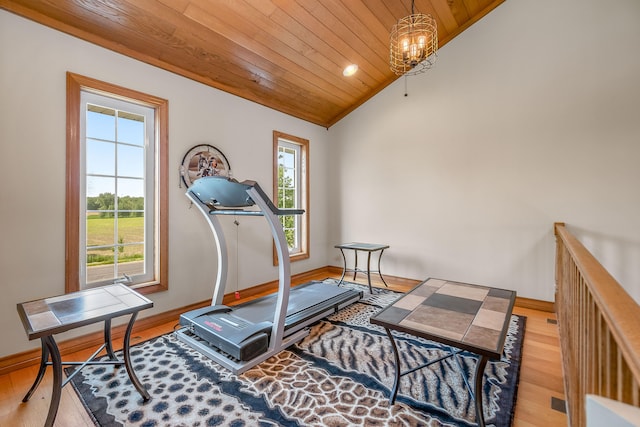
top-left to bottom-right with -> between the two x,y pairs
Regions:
232,281 -> 350,322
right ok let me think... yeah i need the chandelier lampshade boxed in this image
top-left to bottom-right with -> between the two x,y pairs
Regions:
390,2 -> 438,76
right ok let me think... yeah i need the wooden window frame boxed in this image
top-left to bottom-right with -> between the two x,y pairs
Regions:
66,72 -> 168,295
273,131 -> 310,264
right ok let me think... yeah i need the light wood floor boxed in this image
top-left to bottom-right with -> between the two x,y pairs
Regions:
0,273 -> 567,426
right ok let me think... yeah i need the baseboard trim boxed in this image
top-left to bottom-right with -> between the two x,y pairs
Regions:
516,296 -> 555,312
0,266 -> 554,375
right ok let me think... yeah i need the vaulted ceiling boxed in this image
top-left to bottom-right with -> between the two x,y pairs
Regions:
1,0 -> 505,127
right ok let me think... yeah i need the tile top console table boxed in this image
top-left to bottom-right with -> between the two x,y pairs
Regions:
334,242 -> 389,292
16,283 -> 153,427
370,278 -> 516,427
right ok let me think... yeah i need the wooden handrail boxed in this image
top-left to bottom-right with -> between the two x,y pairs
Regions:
554,222 -> 640,426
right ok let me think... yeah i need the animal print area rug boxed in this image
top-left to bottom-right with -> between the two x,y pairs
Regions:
68,280 -> 525,427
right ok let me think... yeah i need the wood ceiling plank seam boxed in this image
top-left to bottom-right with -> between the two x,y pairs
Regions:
462,0 -> 481,16
156,0 -> 190,14
265,2 -> 384,92
378,0 -> 411,24
338,0 -> 394,47
244,0 -> 278,17
186,1 -> 358,106
319,0 -> 390,66
446,0 -> 473,24
292,0 -> 391,78
425,0 -> 460,34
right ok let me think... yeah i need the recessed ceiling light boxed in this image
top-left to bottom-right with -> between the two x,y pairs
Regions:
343,64 -> 358,77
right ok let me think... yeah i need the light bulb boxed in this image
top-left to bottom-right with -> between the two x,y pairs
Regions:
342,64 -> 358,77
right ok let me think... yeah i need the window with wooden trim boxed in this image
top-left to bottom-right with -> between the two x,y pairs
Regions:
66,73 -> 168,294
273,131 -> 309,262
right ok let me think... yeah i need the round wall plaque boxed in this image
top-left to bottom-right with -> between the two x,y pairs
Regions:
179,144 -> 231,188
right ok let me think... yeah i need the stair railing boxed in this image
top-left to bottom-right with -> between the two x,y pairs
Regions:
554,222 -> 640,426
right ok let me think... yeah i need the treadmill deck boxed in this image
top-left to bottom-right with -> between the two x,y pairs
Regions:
178,281 -> 362,363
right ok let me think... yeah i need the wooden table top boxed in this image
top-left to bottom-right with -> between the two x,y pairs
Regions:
17,284 -> 153,340
370,278 -> 516,358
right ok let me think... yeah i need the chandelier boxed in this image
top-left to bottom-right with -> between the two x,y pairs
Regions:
389,0 -> 438,76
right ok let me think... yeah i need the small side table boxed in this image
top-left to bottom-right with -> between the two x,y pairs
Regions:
16,283 -> 153,427
335,242 -> 389,292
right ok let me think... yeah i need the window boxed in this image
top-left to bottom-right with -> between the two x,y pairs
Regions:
273,131 -> 309,262
66,73 -> 168,294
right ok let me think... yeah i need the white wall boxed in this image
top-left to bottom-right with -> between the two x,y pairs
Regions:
329,0 -> 640,302
0,11 -> 331,357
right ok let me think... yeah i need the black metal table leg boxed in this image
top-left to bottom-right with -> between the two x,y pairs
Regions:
377,249 -> 388,287
122,312 -> 150,401
353,250 -> 359,281
366,251 -> 373,293
43,335 -> 62,427
385,328 -> 402,404
22,339 -> 49,402
104,318 -> 118,361
337,248 -> 347,286
474,355 -> 488,427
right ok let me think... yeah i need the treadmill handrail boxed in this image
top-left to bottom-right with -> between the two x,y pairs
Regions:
248,180 -> 305,216
207,208 -> 303,216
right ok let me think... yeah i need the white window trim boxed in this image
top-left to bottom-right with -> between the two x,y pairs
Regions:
79,92 -> 156,288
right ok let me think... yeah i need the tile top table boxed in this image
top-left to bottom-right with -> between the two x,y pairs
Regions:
370,278 -> 516,427
17,284 -> 153,427
334,242 -> 389,292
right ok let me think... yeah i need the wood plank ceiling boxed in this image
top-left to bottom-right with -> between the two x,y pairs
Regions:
0,0 -> 505,127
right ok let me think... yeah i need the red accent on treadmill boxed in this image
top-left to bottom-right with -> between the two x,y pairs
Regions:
204,320 -> 222,331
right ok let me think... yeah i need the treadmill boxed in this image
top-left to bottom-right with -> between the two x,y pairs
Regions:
176,176 -> 362,374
